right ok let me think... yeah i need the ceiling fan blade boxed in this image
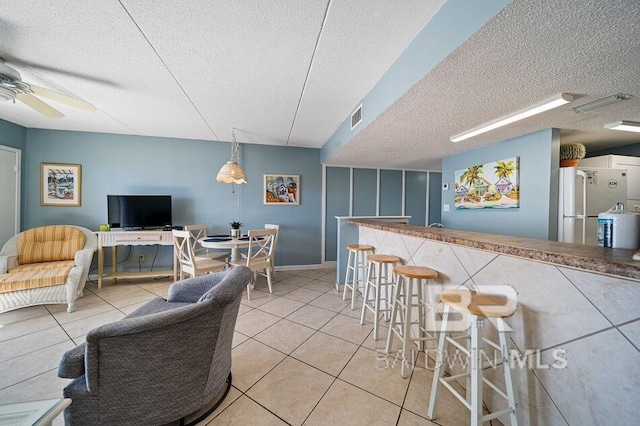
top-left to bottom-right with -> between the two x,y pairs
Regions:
16,92 -> 64,119
29,84 -> 97,113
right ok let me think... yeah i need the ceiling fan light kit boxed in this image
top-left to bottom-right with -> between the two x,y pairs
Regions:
450,92 -> 575,142
604,120 -> 640,133
0,60 -> 96,118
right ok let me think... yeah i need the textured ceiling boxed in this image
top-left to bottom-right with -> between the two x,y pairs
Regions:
0,0 -> 444,147
0,0 -> 638,171
327,0 -> 640,170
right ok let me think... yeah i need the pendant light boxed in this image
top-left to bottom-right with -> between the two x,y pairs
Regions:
216,128 -> 247,192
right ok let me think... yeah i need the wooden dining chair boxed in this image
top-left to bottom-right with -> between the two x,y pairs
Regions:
173,229 -> 226,280
184,224 -> 230,266
230,228 -> 277,300
264,223 -> 279,279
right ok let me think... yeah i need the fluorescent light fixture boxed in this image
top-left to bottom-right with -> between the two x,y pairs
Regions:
604,120 -> 640,133
572,93 -> 632,114
450,93 -> 574,143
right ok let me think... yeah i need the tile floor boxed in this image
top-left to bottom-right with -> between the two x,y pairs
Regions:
0,268 -> 475,425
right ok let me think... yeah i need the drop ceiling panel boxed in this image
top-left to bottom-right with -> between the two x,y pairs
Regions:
0,0 -> 215,139
121,0 -> 329,144
288,0 -> 447,148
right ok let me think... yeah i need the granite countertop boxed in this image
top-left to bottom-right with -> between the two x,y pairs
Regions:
349,219 -> 640,282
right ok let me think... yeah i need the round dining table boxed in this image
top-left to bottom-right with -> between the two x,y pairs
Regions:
199,235 -> 251,263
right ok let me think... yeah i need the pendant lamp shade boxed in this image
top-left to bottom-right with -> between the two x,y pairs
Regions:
217,160 -> 247,184
217,128 -> 247,185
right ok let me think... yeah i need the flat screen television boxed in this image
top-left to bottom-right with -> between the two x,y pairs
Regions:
107,195 -> 172,230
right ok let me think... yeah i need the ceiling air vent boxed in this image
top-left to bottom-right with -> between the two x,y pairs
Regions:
351,104 -> 363,130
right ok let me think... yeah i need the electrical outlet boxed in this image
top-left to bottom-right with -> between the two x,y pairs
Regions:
139,254 -> 145,262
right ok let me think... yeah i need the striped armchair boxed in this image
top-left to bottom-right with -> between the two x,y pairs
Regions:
0,225 -> 97,313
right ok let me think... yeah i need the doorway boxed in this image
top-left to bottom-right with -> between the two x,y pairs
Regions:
0,144 -> 20,247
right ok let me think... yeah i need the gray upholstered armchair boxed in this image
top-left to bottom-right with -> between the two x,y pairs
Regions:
58,266 -> 252,425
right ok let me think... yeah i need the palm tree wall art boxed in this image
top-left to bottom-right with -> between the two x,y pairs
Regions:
454,157 -> 519,209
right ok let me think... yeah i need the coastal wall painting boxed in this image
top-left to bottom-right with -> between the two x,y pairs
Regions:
454,157 -> 519,210
41,162 -> 82,206
264,174 -> 300,205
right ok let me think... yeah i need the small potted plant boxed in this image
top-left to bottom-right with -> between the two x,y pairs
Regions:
229,221 -> 243,239
559,143 -> 586,167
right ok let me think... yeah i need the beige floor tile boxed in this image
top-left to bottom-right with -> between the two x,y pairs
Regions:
320,313 -> 373,346
254,319 -> 315,354
234,309 -> 281,337
338,346 -> 411,406
118,300 -> 152,315
258,297 -> 305,318
98,287 -> 158,308
268,282 -> 298,296
60,309 -> 125,339
279,275 -> 315,287
0,368 -> 72,404
291,331 -> 358,376
0,305 -> 50,325
247,357 -> 334,426
360,323 -> 409,353
275,270 -> 296,278
304,379 -> 401,426
0,268 -> 474,426
231,339 -> 286,392
339,300 -> 365,318
0,326 -> 70,363
237,303 -> 254,316
206,394 -> 287,425
0,340 -> 75,390
286,304 -> 337,330
282,287 -> 324,304
301,279 -> 336,293
0,314 -> 60,342
316,271 -> 338,283
45,292 -> 105,313
397,409 -> 438,425
241,290 -> 279,308
403,367 -> 470,426
295,269 -> 330,278
193,386 -> 242,425
232,331 -> 250,348
50,299 -> 116,324
136,280 -> 172,297
309,292 -> 352,312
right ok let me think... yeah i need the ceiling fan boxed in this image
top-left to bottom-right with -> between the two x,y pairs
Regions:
0,59 -> 96,118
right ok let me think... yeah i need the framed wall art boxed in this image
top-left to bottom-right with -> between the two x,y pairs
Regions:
41,162 -> 82,206
454,157 -> 519,210
264,174 -> 299,205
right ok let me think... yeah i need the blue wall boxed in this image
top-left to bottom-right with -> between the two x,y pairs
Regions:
21,128 -> 322,269
441,129 -> 556,240
0,119 -> 26,150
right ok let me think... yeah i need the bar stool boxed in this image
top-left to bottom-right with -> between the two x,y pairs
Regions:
386,265 -> 438,378
360,254 -> 401,340
342,244 -> 375,310
427,289 -> 518,426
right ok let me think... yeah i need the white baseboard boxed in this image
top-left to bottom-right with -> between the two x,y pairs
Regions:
89,263 -> 337,281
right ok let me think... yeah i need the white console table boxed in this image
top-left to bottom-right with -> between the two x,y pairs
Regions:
97,230 -> 176,289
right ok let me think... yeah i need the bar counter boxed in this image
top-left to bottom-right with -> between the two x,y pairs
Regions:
347,218 -> 640,424
349,219 -> 640,281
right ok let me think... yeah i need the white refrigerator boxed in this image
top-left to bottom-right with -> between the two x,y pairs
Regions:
558,167 -> 628,245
